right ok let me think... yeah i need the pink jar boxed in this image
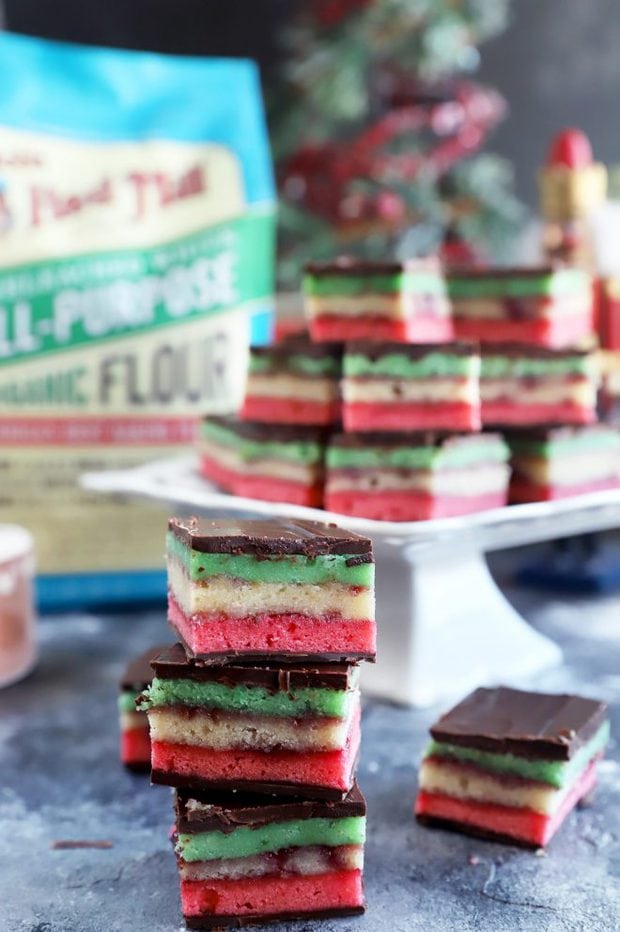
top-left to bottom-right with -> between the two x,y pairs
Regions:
0,525 -> 36,688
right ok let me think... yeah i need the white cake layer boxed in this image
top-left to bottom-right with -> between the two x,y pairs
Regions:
246,373 -> 338,402
514,451 -> 620,486
342,376 -> 479,405
168,559 -> 373,620
199,440 -> 318,483
148,704 -> 355,752
306,294 -> 451,320
419,757 -> 574,815
482,379 -> 595,407
327,465 -> 509,496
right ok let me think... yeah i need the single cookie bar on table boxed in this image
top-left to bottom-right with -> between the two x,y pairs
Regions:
325,432 -> 510,521
140,644 -> 362,800
199,416 -> 327,508
449,265 -> 594,349
118,645 -> 168,771
415,686 -> 609,847
166,517 -> 375,663
303,256 -> 453,344
174,783 -> 366,929
480,345 -> 599,427
342,341 -> 481,432
241,338 -> 342,426
507,425 -> 620,503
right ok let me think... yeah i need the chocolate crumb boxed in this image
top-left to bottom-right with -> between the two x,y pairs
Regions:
52,840 -> 113,850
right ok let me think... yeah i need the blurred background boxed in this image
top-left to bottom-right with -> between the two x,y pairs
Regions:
4,0 -> 619,207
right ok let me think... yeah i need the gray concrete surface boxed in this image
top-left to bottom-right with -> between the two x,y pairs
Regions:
1,571 -> 619,932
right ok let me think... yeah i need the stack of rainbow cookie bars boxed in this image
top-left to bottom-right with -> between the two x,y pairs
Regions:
139,515 -> 376,929
198,254 -> 614,519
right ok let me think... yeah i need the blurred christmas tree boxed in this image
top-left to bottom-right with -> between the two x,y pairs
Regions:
271,0 -> 525,285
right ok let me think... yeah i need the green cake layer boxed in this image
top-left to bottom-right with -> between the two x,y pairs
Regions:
118,691 -> 140,714
140,675 -> 357,719
303,272 -> 445,297
481,355 -> 591,379
344,351 -> 474,380
508,431 -> 620,458
449,268 -> 590,300
426,719 -> 609,789
249,354 -> 340,377
327,440 -> 509,472
177,816 -> 366,862
201,420 -> 324,464
167,533 -> 373,587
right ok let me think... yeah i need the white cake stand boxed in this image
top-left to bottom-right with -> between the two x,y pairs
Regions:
81,456 -> 620,707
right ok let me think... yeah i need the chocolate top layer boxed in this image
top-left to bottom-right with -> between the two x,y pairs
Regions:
152,644 -> 358,691
168,515 -> 372,557
330,431 -> 504,451
250,337 -> 342,361
304,256 -> 439,277
120,645 -> 169,691
481,343 -> 592,359
175,782 -> 366,834
447,263 -> 575,280
345,340 -> 477,360
175,783 -> 366,834
430,686 -> 607,761
203,415 -> 328,444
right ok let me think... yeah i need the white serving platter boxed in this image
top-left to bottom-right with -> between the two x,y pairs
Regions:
82,455 -> 620,707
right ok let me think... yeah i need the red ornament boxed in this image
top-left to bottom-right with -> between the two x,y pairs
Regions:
546,128 -> 594,169
314,0 -> 371,28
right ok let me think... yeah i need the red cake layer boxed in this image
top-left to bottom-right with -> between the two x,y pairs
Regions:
151,706 -> 360,795
343,401 -> 480,433
168,595 -> 376,660
415,758 -> 598,847
121,726 -> 151,769
481,401 -> 595,427
181,869 -> 364,921
311,314 -> 453,344
241,396 -> 340,426
199,456 -> 323,507
510,475 -> 619,504
454,313 -> 592,349
325,489 -> 506,521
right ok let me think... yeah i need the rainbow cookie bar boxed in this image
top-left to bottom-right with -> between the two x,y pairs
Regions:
415,686 -> 609,847
199,416 -> 326,507
449,266 -> 594,349
507,425 -> 620,503
241,338 -> 342,426
141,644 -> 362,799
325,432 -> 510,521
481,345 -> 598,427
342,341 -> 481,432
118,645 -> 166,771
167,517 -> 375,662
303,257 -> 453,344
174,784 -> 366,928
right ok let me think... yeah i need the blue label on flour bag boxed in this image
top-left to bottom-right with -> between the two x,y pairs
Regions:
0,33 -> 276,607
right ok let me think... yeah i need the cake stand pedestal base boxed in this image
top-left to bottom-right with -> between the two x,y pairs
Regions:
362,543 -> 562,707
